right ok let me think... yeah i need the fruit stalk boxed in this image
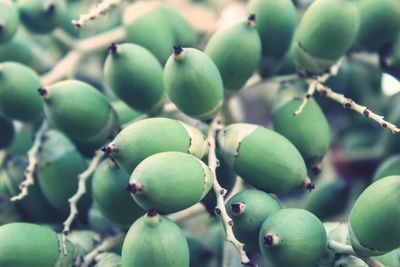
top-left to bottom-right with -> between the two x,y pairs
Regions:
82,233 -> 125,267
62,150 -> 104,254
10,120 -> 49,201
71,0 -> 122,28
207,117 -> 253,266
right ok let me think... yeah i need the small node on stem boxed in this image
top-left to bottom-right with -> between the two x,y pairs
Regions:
215,207 -> 222,215
230,202 -> 246,216
304,177 -> 315,192
343,98 -> 353,109
311,161 -> 322,175
101,143 -> 116,155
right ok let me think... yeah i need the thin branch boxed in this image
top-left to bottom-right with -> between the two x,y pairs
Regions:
293,80 -> 317,115
10,121 -> 49,202
82,233 -> 125,267
316,83 -> 400,133
61,150 -> 104,254
168,203 -> 205,223
207,117 -> 254,266
72,0 -> 122,28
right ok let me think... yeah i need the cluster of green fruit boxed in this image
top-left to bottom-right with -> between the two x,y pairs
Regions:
0,0 -> 400,266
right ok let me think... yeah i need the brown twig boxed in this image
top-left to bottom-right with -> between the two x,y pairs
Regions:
72,0 -> 122,28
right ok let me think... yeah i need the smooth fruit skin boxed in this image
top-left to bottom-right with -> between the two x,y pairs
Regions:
295,0 -> 360,75
349,176 -> 400,256
259,208 -> 327,267
356,0 -> 400,51
247,0 -> 296,59
123,1 -> 174,64
16,0 -> 66,33
0,62 -> 43,122
205,17 -> 261,91
121,213 -> 189,267
106,117 -> 209,174
272,91 -> 331,166
129,152 -> 214,214
41,80 -> 119,141
0,222 -> 77,267
217,123 -> 309,194
226,189 -> 282,252
111,100 -> 143,125
164,47 -> 224,120
373,248 -> 400,266
92,159 -> 144,226
0,115 -> 14,149
104,43 -> 165,113
0,0 -> 19,43
372,154 -> 400,182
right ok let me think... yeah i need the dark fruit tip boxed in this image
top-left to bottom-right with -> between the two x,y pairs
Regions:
0,23 -> 3,32
125,181 -> 144,194
173,45 -> 183,56
306,182 -> 315,192
146,209 -> 158,217
108,43 -> 118,55
230,202 -> 245,215
38,87 -> 48,97
248,14 -> 256,22
264,235 -> 274,246
46,3 -> 56,14
101,145 -> 112,154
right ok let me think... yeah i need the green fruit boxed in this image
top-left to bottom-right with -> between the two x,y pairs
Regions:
163,47 -> 224,120
7,122 -> 34,156
0,115 -> 14,149
226,189 -> 282,252
17,0 -> 66,33
259,208 -> 327,267
92,159 -> 144,226
349,175 -> 400,256
0,222 -> 78,267
123,1 -> 174,63
111,100 -> 143,125
373,248 -> 400,266
104,43 -> 165,113
121,212 -> 189,267
36,130 -> 91,218
356,0 -> 400,51
217,123 -> 312,194
295,0 -> 360,75
40,80 -> 119,142
272,85 -> 331,167
205,15 -> 261,91
0,170 -> 22,225
247,0 -> 296,59
0,62 -> 43,122
372,154 -> 400,182
0,0 -> 19,43
94,253 -> 122,267
104,117 -> 209,174
127,152 -> 214,214
303,179 -> 350,221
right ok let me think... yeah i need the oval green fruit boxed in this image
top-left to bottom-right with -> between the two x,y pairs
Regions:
259,208 -> 327,267
205,15 -> 261,91
92,159 -> 144,226
40,79 -> 119,142
121,211 -> 189,267
217,123 -> 312,194
0,222 -> 78,267
0,115 -> 14,149
127,152 -> 214,214
104,117 -> 209,174
0,0 -> 19,43
163,47 -> 224,120
373,248 -> 400,266
349,175 -> 400,256
295,0 -> 360,75
104,43 -> 165,113
372,154 -> 400,182
247,0 -> 296,59
0,62 -> 43,122
226,189 -> 282,252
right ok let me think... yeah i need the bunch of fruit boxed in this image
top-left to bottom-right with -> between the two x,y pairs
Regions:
0,0 -> 400,266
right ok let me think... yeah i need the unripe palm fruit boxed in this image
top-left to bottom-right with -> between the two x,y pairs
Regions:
226,189 -> 283,252
127,152 -> 214,214
0,115 -> 14,149
0,170 -> 22,224
217,123 -> 313,194
0,0 -> 19,43
205,15 -> 261,91
372,154 -> 400,182
373,248 -> 400,266
103,117 -> 209,174
92,159 -> 145,226
348,175 -> 400,256
247,0 -> 296,59
36,129 -> 91,218
303,179 -> 350,221
164,47 -> 224,121
0,62 -> 43,122
295,0 -> 360,76
6,122 -> 34,156
16,0 -> 66,33
123,1 -> 174,63
40,79 -> 119,142
355,0 -> 400,51
272,84 -> 331,167
0,222 -> 79,267
104,43 -> 165,113
111,100 -> 143,125
121,211 -> 189,267
259,208 -> 327,267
